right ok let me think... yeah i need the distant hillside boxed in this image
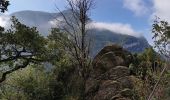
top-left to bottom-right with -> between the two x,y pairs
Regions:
8,10 -> 150,56
90,29 -> 150,56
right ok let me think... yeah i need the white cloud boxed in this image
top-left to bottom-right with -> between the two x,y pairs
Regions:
49,18 -> 142,37
49,16 -> 64,27
88,22 -> 141,37
0,15 -> 10,27
123,0 -> 149,16
151,0 -> 170,22
0,13 -> 142,38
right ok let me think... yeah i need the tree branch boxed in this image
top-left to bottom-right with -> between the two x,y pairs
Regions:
0,59 -> 30,83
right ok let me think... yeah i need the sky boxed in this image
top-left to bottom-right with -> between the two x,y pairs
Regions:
1,0 -> 170,45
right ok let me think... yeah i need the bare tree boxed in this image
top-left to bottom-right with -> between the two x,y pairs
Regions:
52,0 -> 94,99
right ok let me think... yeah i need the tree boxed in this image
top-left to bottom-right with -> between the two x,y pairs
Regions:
0,65 -> 65,100
152,17 -> 170,58
52,0 -> 94,99
0,0 -> 9,12
148,17 -> 170,100
0,16 -> 48,83
0,66 -> 49,100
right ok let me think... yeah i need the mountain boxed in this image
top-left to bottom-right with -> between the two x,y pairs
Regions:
10,10 -> 57,35
8,10 -> 150,56
90,29 -> 150,56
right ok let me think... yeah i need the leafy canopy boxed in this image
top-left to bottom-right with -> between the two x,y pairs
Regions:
0,16 -> 47,83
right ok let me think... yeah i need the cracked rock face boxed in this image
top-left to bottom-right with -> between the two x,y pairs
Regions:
86,45 -> 139,100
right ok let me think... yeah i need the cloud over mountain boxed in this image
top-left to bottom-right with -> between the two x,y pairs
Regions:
88,22 -> 141,37
0,10 -> 141,38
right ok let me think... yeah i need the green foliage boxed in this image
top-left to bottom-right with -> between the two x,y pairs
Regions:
0,65 -> 65,100
128,47 -> 165,99
0,0 -> 9,12
131,48 -> 163,81
0,16 -> 82,100
0,16 -> 47,63
3,16 -> 47,56
0,66 -> 47,99
159,70 -> 170,100
51,54 -> 83,99
152,17 -> 170,57
138,48 -> 157,62
47,28 -> 71,65
0,16 -> 50,83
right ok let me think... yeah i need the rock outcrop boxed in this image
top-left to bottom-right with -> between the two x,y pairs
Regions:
85,45 -> 139,100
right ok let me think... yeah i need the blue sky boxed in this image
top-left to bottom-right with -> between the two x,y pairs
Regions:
3,0 -> 170,44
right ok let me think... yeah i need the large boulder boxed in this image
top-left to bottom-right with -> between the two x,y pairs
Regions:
86,45 -> 140,100
92,45 -> 133,77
